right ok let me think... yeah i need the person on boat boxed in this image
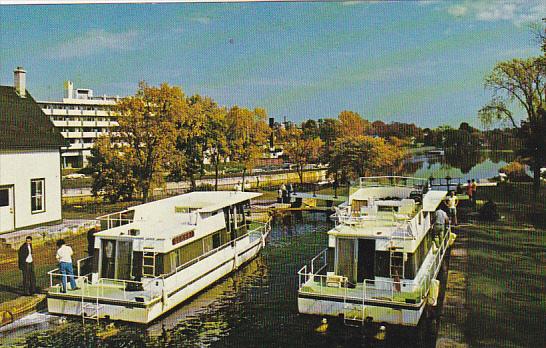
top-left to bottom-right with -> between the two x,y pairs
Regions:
56,239 -> 79,293
277,187 -> 283,203
446,191 -> 459,226
18,236 -> 36,296
434,207 -> 449,238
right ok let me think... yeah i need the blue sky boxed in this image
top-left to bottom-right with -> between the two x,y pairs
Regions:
1,1 -> 543,127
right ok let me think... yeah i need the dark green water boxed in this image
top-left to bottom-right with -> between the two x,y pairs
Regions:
15,213 -> 441,348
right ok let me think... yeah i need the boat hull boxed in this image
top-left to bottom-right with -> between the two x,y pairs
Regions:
47,232 -> 266,324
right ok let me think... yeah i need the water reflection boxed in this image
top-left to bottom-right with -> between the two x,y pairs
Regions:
402,151 -> 515,181
19,213 -> 446,348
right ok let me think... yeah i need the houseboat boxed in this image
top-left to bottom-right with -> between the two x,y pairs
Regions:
297,176 -> 455,327
47,191 -> 271,324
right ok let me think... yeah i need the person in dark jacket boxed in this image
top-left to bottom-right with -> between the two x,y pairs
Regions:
18,236 -> 36,295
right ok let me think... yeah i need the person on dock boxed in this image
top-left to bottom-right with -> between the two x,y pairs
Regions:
446,191 -> 459,226
466,180 -> 473,205
18,236 -> 36,295
471,179 -> 477,206
56,239 -> 79,293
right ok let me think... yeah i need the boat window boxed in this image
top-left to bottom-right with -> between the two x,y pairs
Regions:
351,200 -> 367,215
377,205 -> 399,213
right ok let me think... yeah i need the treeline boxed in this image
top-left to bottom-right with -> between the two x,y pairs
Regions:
88,87 -> 407,203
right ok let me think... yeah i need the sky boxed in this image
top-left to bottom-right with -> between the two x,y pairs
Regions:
1,1 -> 544,128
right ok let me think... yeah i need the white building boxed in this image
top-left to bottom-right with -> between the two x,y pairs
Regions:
38,81 -> 121,168
0,67 -> 66,234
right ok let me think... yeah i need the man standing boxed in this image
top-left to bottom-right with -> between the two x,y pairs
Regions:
18,236 -> 36,295
434,207 -> 449,239
446,191 -> 459,226
471,179 -> 478,206
56,239 -> 79,293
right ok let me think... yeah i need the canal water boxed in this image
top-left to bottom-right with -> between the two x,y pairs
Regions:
10,212 -> 443,348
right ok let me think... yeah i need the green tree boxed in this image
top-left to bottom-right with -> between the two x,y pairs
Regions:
225,106 -> 269,190
479,56 -> 546,195
204,103 -> 228,191
88,136 -> 136,203
318,118 -> 341,163
115,82 -> 183,202
283,127 -> 324,184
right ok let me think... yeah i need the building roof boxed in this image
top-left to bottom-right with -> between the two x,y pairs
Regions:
0,86 -> 66,150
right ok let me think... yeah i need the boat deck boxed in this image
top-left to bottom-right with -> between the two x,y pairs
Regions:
299,278 -> 422,304
48,279 -> 159,304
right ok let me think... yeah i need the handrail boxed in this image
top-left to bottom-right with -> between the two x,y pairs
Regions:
358,176 -> 429,188
48,218 -> 271,304
297,227 -> 451,306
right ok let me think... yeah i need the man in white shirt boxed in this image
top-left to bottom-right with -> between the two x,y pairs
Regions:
434,207 -> 449,238
18,236 -> 36,295
56,239 -> 79,293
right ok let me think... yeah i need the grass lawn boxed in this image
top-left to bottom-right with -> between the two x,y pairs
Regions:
0,234 -> 88,304
459,184 -> 545,347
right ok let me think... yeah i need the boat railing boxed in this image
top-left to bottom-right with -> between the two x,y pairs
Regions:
96,209 -> 135,230
358,176 -> 429,189
298,227 -> 451,305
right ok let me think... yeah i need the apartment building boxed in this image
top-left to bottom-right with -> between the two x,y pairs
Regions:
38,81 -> 121,168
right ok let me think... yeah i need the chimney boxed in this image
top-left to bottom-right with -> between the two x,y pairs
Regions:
14,66 -> 26,98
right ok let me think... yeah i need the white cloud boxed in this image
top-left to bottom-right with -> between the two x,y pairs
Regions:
51,29 -> 138,59
448,5 -> 468,17
446,1 -> 545,26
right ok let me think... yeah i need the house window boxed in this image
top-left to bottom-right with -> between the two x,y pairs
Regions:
31,179 -> 45,213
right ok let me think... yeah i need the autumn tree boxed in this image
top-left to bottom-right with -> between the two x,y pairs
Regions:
225,106 -> 269,190
115,82 -> 183,202
204,103 -> 228,191
338,110 -> 370,137
170,95 -> 219,191
328,136 -> 405,182
479,56 -> 545,196
283,127 -> 324,184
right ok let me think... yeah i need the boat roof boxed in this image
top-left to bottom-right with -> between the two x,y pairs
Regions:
94,191 -> 261,239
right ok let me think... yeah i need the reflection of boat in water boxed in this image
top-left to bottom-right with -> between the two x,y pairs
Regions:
297,176 -> 455,327
147,256 -> 267,335
46,191 -> 271,324
427,149 -> 445,156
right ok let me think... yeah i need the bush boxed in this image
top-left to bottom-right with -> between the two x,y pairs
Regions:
194,183 -> 215,191
499,161 -> 532,182
479,200 -> 499,221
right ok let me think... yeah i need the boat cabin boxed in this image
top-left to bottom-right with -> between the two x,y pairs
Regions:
87,191 -> 261,284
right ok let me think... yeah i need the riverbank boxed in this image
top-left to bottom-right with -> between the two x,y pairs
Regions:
437,183 -> 545,348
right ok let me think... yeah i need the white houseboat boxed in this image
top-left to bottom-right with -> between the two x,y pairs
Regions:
47,191 -> 271,324
297,176 -> 455,327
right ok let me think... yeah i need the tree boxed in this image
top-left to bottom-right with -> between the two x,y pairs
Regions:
479,56 -> 546,195
204,103 -> 228,191
301,119 -> 320,139
170,95 -> 217,191
283,127 -> 323,184
88,136 -> 136,203
338,110 -> 370,137
115,82 -> 183,202
318,118 -> 341,163
328,135 -> 405,182
225,106 -> 269,190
